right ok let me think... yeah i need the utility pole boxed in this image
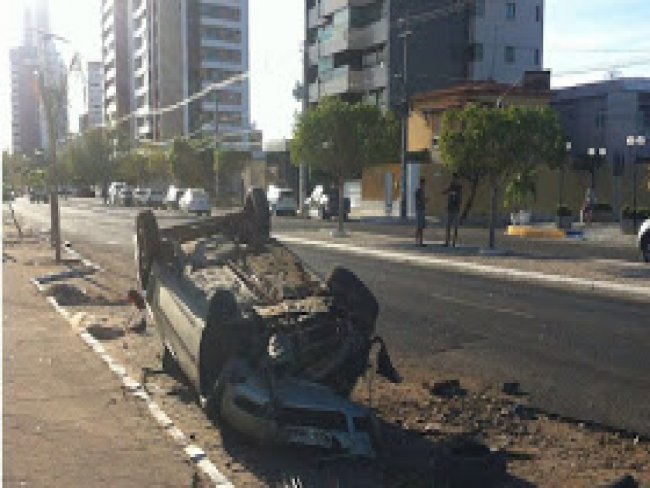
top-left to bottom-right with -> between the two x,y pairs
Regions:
398,19 -> 412,220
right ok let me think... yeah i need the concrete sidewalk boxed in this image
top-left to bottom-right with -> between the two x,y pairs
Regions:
3,235 -> 202,487
275,229 -> 650,301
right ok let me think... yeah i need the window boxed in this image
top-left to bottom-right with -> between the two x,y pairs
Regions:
505,46 -> 515,64
201,26 -> 242,43
534,48 -> 540,66
536,5 -> 542,22
506,2 -> 516,20
216,91 -> 242,106
470,43 -> 484,62
202,48 -> 242,64
474,0 -> 485,17
200,4 -> 241,22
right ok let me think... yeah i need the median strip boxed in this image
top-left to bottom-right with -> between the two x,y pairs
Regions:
275,234 -> 650,301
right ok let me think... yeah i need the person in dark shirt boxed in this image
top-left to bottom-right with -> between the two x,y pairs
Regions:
443,173 -> 462,247
415,178 -> 426,247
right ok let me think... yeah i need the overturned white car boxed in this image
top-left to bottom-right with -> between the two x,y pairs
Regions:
135,189 -> 398,456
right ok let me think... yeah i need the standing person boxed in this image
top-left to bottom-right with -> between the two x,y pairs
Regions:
443,173 -> 462,247
415,178 -> 426,247
582,186 -> 596,225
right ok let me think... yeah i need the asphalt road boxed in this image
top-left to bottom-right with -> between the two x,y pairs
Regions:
11,198 -> 650,435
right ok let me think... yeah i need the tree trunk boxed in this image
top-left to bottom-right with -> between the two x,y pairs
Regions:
338,175 -> 345,235
489,184 -> 498,250
460,176 -> 479,223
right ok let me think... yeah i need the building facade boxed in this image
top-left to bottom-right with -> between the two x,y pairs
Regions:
10,46 -> 41,155
101,0 -> 133,133
10,0 -> 69,155
189,0 -> 250,143
86,62 -> 104,129
305,0 -> 544,110
552,78 -> 650,214
102,0 -> 251,144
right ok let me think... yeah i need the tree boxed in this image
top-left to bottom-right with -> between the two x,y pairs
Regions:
290,97 -> 399,234
169,137 -> 215,192
440,103 -> 564,248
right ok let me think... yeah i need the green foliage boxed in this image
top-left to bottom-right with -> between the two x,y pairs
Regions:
290,97 -> 399,182
168,137 -> 215,191
440,103 -> 565,186
503,169 -> 537,209
439,103 -> 566,248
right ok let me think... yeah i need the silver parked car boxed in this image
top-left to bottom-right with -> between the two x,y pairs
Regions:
135,189 -> 396,456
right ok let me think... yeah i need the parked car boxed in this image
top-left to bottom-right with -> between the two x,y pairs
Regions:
29,188 -> 49,203
149,188 -> 165,209
134,188 -> 393,455
267,186 -> 298,216
164,186 -> 186,210
116,186 -> 133,206
133,187 -> 151,207
108,182 -> 127,205
638,219 -> 650,262
306,185 -> 350,220
179,188 -> 211,216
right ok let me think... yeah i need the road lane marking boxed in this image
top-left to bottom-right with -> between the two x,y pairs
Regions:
276,234 -> 650,302
428,291 -> 535,320
33,275 -> 234,487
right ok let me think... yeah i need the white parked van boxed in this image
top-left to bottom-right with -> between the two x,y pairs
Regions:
267,186 -> 297,216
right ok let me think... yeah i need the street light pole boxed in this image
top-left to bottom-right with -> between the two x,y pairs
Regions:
398,19 -> 412,220
627,135 -> 646,233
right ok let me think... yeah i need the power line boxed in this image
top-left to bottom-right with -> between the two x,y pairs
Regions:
554,58 -> 650,77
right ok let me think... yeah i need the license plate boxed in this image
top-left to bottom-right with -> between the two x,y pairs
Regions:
285,427 -> 333,448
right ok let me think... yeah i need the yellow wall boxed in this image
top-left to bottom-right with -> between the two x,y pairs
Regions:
362,106 -> 650,218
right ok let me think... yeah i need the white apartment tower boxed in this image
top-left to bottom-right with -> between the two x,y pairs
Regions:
126,0 -> 250,142
101,0 -> 132,132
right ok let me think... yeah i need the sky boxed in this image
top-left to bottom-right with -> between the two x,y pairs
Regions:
1,0 -> 650,154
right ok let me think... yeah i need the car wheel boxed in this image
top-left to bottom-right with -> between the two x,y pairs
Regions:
135,210 -> 161,291
642,236 -> 650,263
243,188 -> 270,245
200,290 -> 242,399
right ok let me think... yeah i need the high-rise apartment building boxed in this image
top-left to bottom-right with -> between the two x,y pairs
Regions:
85,62 -> 104,129
305,0 -> 544,109
189,0 -> 250,142
113,0 -> 250,143
101,0 -> 132,132
10,0 -> 69,155
10,46 -> 40,155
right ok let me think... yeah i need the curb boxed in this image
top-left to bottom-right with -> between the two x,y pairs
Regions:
31,261 -> 234,488
275,234 -> 650,303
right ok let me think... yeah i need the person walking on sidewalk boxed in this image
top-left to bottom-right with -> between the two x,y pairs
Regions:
415,178 -> 426,247
443,173 -> 462,247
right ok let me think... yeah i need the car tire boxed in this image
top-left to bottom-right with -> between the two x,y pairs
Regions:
327,267 -> 378,337
135,210 -> 161,291
200,290 -> 244,400
642,236 -> 650,263
244,188 -> 270,244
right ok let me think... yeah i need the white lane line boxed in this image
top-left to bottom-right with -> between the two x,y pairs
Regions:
276,234 -> 650,301
31,276 -> 234,488
428,291 -> 536,320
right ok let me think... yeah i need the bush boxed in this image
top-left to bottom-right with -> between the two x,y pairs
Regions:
622,207 -> 650,220
556,205 -> 572,217
592,203 -> 612,212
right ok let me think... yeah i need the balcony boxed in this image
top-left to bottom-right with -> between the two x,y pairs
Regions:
309,0 -> 378,26
308,18 -> 387,64
105,83 -> 116,100
311,64 -> 386,100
